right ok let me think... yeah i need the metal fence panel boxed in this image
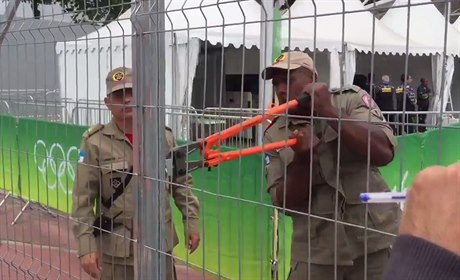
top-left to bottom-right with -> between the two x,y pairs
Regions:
0,1 -> 459,280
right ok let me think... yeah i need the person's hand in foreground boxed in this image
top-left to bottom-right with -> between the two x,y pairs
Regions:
400,161 -> 460,255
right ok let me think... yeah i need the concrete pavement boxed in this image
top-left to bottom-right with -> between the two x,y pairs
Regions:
0,193 -> 215,280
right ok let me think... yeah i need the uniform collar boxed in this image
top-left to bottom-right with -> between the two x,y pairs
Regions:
103,119 -> 129,141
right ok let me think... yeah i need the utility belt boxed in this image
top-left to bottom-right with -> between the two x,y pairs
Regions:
93,166 -> 133,237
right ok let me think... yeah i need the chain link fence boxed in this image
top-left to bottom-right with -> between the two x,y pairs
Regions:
1,0 -> 459,279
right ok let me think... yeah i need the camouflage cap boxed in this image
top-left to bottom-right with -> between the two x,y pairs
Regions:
261,51 -> 318,80
106,67 -> 133,95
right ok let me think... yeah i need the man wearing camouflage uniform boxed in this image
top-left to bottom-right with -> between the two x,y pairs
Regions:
262,51 -> 400,280
71,67 -> 200,280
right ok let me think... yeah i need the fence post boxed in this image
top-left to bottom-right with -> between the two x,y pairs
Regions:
132,0 -> 167,279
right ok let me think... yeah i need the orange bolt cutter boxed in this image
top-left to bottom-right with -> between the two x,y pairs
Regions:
166,95 -> 311,179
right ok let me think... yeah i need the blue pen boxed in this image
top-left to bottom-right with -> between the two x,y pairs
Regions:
360,192 -> 406,203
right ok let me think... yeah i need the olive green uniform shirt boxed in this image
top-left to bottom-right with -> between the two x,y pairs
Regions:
264,86 -> 401,265
71,120 -> 200,265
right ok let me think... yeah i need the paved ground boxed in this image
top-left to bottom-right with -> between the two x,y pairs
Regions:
0,193 -> 215,280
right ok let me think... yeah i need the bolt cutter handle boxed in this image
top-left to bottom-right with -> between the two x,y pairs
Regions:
167,95 -> 311,179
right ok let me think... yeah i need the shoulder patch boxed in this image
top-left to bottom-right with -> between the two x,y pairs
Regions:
78,150 -> 86,163
83,124 -> 104,138
361,93 -> 377,109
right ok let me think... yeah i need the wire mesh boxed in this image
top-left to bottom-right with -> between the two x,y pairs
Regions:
0,0 -> 459,280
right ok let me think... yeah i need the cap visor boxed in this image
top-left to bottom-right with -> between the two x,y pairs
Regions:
261,63 -> 301,80
107,83 -> 133,95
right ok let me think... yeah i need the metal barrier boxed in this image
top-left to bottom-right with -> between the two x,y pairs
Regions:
0,95 -> 266,150
382,110 -> 460,134
70,100 -> 113,126
0,1 -> 459,280
0,96 -> 70,122
4,98 -> 459,146
184,107 -> 262,148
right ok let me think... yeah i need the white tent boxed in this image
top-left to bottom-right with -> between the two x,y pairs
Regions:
381,0 -> 459,123
282,0 -> 434,54
164,0 -> 261,48
381,0 -> 460,57
56,0 -> 458,128
56,0 -> 262,132
58,0 -> 261,51
281,0 -> 435,87
56,0 -> 262,100
455,16 -> 460,34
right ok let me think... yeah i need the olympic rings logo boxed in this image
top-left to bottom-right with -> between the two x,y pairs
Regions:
33,140 -> 79,195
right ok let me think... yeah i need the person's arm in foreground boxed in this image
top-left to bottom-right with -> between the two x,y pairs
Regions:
382,162 -> 460,280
